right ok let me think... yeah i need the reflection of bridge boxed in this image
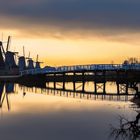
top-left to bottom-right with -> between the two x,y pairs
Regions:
18,85 -> 133,102
18,63 -> 140,95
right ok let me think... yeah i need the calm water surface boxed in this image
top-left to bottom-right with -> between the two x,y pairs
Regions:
0,83 -> 139,140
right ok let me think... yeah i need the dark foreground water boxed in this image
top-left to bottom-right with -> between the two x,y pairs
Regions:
0,83 -> 139,140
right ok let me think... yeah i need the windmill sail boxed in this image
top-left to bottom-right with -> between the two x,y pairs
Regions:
0,42 -> 5,68
0,82 -> 4,103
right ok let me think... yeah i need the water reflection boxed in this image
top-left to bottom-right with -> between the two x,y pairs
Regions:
110,97 -> 140,140
0,82 -> 4,107
0,82 -> 12,111
0,82 -> 139,140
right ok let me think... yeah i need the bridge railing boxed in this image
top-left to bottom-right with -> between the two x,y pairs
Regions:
20,68 -> 45,76
20,64 -> 140,75
54,64 -> 140,72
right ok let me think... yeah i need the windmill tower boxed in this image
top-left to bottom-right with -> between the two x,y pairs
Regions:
5,36 -> 18,69
35,54 -> 43,69
18,46 -> 26,71
26,52 -> 34,69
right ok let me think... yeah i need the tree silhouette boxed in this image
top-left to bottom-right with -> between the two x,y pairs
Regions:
110,114 -> 140,140
110,96 -> 140,140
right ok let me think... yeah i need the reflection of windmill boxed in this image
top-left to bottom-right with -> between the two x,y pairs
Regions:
0,83 -> 10,111
18,46 -> 26,71
35,54 -> 43,69
26,52 -> 34,69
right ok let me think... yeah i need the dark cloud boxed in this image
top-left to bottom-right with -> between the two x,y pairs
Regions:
0,0 -> 140,35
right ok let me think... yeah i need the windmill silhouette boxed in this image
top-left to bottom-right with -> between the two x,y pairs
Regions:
26,52 -> 34,69
35,54 -> 43,69
5,36 -> 18,69
18,46 -> 27,71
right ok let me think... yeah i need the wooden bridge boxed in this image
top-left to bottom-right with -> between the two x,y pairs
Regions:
19,63 -> 140,95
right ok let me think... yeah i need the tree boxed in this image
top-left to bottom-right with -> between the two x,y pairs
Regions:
123,57 -> 140,64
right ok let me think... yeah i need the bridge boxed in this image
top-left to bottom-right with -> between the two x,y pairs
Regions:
20,63 -> 140,75
19,63 -> 140,96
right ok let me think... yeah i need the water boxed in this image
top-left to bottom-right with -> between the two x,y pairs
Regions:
0,83 -> 139,140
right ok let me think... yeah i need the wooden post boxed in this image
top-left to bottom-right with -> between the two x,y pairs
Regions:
103,82 -> 106,94
103,71 -> 106,94
63,73 -> 65,90
82,72 -> 85,92
94,71 -> 97,94
94,82 -> 97,93
46,82 -> 49,88
117,83 -> 120,94
73,72 -> 76,91
54,73 -> 56,89
82,82 -> 85,92
125,82 -> 128,94
73,82 -> 76,92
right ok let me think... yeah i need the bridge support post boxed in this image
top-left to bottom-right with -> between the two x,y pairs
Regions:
125,71 -> 128,94
126,82 -> 128,94
82,82 -> 85,92
117,83 -> 120,94
54,73 -> 56,89
73,72 -> 76,91
63,82 -> 65,90
73,82 -> 76,91
94,82 -> 106,94
63,73 -> 65,90
54,82 -> 56,89
103,71 -> 106,94
82,72 -> 85,92
103,82 -> 106,94
94,71 -> 97,94
116,82 -> 129,94
94,82 -> 97,93
46,82 -> 49,88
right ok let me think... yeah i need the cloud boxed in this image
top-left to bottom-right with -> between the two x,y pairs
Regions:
0,0 -> 140,39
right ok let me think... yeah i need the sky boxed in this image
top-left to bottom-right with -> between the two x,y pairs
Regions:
0,0 -> 140,66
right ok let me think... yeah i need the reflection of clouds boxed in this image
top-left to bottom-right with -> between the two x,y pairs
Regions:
8,92 -> 103,114
0,84 -> 135,140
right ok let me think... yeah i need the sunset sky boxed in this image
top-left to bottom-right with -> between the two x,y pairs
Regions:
0,0 -> 140,66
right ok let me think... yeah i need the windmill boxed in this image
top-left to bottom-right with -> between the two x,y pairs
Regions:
18,46 -> 26,71
26,52 -> 34,69
5,36 -> 18,69
35,54 -> 43,69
